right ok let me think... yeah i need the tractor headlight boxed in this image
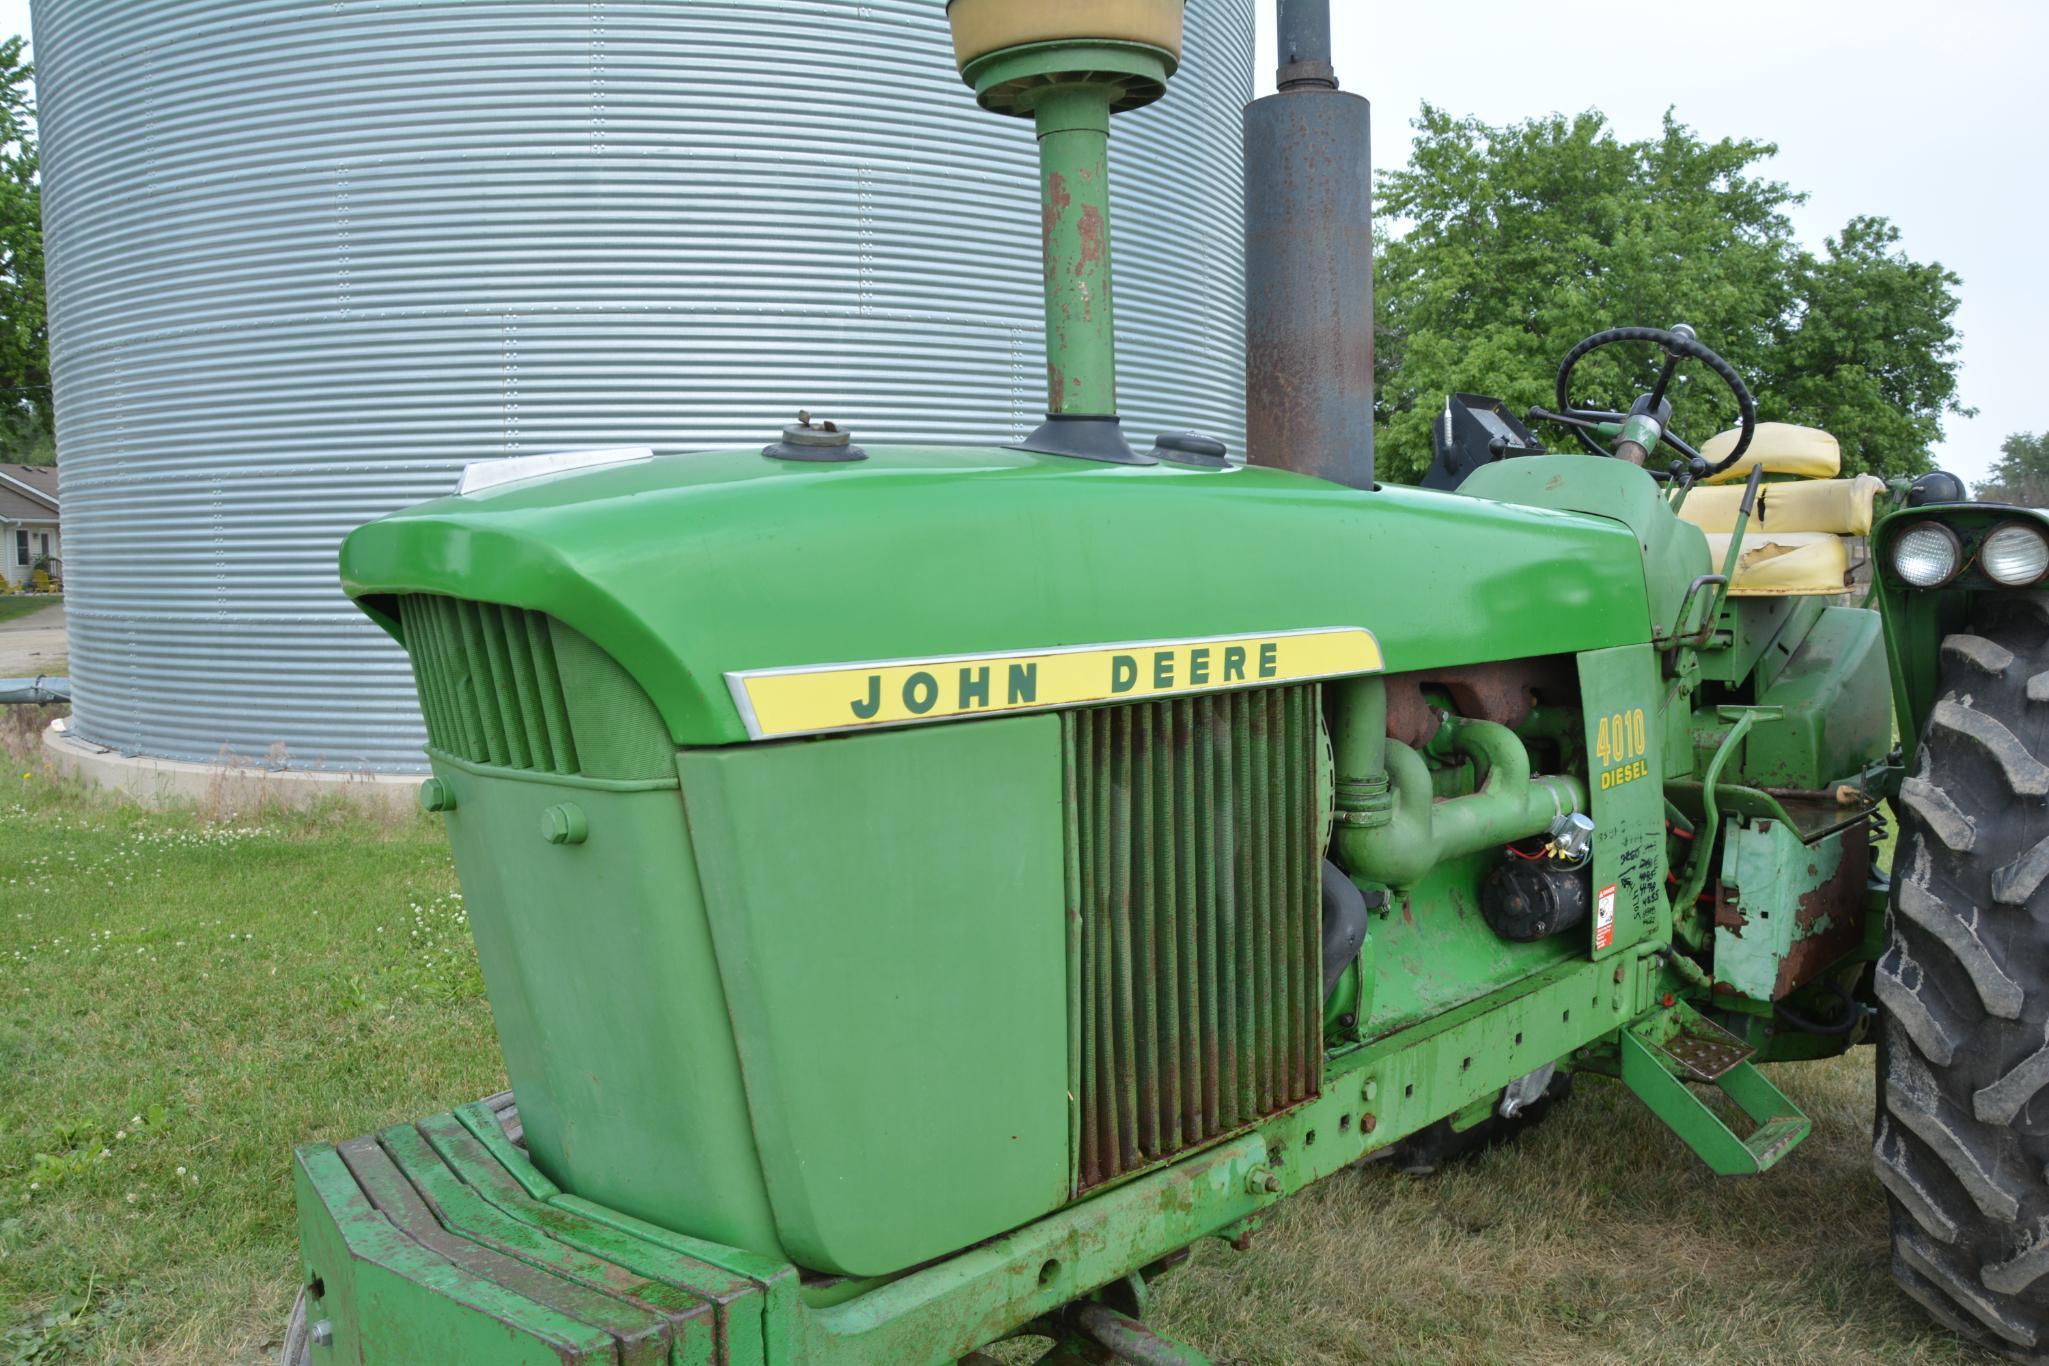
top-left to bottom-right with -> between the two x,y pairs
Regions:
1892,522 -> 1963,588
1981,523 -> 2049,587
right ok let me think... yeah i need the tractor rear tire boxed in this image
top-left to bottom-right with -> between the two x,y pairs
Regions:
1875,592 -> 2049,1359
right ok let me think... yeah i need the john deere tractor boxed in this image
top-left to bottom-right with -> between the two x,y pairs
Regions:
285,2 -> 2049,1361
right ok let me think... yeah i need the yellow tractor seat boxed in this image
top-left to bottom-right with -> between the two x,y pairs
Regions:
1701,531 -> 1852,597
1683,425 -> 1864,596
1678,474 -> 1886,537
1700,423 -> 1841,484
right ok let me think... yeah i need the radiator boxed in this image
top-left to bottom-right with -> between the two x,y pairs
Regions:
1065,685 -> 1323,1191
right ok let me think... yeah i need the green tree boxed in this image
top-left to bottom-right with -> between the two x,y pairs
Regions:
1374,107 -> 1967,483
1977,432 -> 2049,506
0,35 -> 47,466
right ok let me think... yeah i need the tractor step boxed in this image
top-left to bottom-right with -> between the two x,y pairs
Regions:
1651,1007 -> 1756,1082
1619,1003 -> 1811,1175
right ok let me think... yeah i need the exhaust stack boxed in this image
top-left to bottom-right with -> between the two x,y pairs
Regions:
1244,0 -> 1375,488
947,0 -> 1186,464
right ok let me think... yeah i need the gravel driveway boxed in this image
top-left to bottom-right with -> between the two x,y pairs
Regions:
0,599 -> 67,676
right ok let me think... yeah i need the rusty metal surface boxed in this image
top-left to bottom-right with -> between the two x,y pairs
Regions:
1064,687 -> 1322,1192
1384,677 -> 1439,749
1244,82 -> 1374,488
1382,659 -> 1573,747
1071,1301 -> 1212,1365
1714,817 -> 1872,1002
1756,784 -> 1870,805
1655,1014 -> 1755,1083
1775,823 -> 1872,999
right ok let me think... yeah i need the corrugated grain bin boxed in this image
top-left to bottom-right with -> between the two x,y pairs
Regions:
32,0 -> 1252,770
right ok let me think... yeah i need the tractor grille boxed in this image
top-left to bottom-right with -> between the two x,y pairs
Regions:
397,595 -> 679,781
399,594 -> 580,775
1064,686 -> 1323,1192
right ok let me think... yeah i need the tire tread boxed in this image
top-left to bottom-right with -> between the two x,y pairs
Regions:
1946,634 -> 2019,676
1880,603 -> 2049,1361
1995,836 -> 2049,908
1899,775 -> 1977,853
1896,846 -> 2024,1018
1930,697 -> 2049,797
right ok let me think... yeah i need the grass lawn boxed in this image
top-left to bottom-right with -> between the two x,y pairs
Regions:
0,734 -> 501,1363
0,595 -> 58,626
0,725 -> 1983,1364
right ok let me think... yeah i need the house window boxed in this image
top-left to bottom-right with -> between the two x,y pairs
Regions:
13,529 -> 23,566
36,532 -> 47,560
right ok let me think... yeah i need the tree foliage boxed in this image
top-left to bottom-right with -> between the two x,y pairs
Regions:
1374,107 -> 1968,483
1978,432 -> 2049,507
0,35 -> 46,466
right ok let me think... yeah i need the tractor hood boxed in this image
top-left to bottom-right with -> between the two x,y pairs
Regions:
341,445 -> 1656,747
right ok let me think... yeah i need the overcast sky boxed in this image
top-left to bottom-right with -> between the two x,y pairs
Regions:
8,2 -> 2037,483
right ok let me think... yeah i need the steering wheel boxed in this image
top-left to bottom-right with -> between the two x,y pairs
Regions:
1551,324 -> 1757,478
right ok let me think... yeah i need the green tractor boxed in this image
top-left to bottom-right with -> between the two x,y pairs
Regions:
285,2 -> 2049,1361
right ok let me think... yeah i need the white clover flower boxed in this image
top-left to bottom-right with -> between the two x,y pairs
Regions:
175,1165 -> 186,1176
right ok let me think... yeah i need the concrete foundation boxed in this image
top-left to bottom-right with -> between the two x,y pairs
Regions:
42,719 -> 418,816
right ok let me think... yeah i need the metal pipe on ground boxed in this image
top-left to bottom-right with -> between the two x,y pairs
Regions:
1,676 -> 69,705
1244,0 -> 1374,488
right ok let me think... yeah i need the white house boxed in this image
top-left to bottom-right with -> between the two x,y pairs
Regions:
0,464 -> 60,590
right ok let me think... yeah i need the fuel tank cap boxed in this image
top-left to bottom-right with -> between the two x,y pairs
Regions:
764,412 -> 867,463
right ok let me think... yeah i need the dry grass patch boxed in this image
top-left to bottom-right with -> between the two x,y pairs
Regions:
1138,1056 -> 1978,1363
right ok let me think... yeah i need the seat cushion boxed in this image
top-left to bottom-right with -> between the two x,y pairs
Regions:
1703,531 -> 1852,596
1701,423 -> 1842,483
1678,475 -> 1886,536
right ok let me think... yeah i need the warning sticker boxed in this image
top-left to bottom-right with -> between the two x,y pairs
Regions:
1595,884 -> 1618,951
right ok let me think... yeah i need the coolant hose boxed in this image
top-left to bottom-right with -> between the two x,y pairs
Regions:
1320,859 -> 1369,999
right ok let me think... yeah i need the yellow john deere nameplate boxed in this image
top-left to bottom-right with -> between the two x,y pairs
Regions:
727,627 -> 1384,741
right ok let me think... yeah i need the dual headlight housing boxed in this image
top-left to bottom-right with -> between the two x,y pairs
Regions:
1890,517 -> 2049,589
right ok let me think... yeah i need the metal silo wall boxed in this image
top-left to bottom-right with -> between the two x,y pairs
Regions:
33,0 -> 1252,771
